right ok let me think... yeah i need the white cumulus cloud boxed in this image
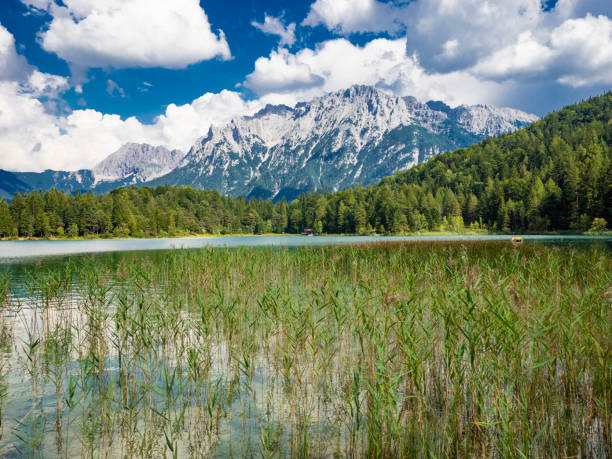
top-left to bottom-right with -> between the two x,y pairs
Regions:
301,0 -> 612,90
245,48 -> 325,94
0,82 -> 262,172
22,0 -> 231,74
26,70 -> 70,98
473,13 -> 612,87
302,0 -> 405,34
0,82 -> 153,171
550,14 -> 612,86
0,22 -> 260,172
407,0 -> 546,72
472,32 -> 555,78
148,91 -> 263,154
245,38 -> 507,108
0,23 -> 30,81
252,14 -> 297,48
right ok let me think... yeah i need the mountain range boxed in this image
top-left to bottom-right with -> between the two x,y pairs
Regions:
3,93 -> 608,238
0,85 -> 538,201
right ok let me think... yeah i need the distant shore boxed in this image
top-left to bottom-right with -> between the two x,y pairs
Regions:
2,229 -> 610,242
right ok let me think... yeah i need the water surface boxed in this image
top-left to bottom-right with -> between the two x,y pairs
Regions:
1,234 -> 610,261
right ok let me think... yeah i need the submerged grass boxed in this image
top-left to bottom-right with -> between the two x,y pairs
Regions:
0,240 -> 610,458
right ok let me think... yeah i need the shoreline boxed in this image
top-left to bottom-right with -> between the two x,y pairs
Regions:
1,229 -> 610,242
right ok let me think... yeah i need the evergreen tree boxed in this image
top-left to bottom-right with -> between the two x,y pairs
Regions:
0,199 -> 15,237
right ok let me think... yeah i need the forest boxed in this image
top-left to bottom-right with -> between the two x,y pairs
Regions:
0,93 -> 610,238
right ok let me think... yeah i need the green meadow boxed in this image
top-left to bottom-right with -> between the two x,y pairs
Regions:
0,240 -> 610,457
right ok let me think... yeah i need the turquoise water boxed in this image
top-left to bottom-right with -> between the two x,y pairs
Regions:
1,234 -> 610,261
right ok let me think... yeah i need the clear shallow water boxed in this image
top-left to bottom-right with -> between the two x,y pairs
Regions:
1,234 -> 610,261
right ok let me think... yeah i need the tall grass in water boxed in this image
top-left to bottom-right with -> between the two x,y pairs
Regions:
0,241 -> 610,457
0,271 -> 12,444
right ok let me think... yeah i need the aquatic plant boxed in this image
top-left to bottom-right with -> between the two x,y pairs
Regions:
0,240 -> 609,457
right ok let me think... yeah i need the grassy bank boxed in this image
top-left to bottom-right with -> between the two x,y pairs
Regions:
0,241 -> 610,457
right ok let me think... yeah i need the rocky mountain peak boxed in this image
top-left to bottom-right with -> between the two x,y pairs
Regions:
93,143 -> 184,184
158,85 -> 538,200
0,85 -> 540,201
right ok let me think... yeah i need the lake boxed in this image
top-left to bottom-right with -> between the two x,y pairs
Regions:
1,234 -> 611,261
0,238 -> 609,457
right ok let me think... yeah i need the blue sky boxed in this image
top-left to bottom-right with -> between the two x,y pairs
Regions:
1,0 -> 323,121
0,0 -> 610,172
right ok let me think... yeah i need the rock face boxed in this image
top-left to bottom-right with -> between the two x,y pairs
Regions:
0,85 -> 538,201
151,85 -> 537,200
93,143 -> 184,185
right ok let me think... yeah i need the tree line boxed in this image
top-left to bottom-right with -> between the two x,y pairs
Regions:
0,93 -> 610,238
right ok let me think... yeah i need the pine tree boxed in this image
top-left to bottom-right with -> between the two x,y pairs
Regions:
0,199 -> 14,237
465,194 -> 479,224
354,202 -> 367,233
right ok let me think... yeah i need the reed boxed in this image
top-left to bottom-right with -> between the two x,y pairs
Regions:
0,272 -> 9,444
0,240 -> 609,457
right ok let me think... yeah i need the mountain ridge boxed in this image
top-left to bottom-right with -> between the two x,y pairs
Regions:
0,85 -> 537,201
92,143 -> 185,185
150,85 -> 537,200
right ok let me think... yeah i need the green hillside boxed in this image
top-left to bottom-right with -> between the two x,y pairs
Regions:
384,92 -> 612,231
287,92 -> 611,234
